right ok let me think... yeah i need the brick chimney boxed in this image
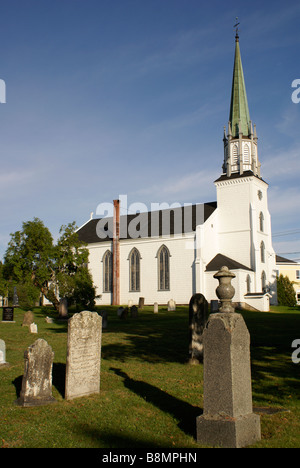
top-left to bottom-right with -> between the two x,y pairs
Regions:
112,199 -> 120,305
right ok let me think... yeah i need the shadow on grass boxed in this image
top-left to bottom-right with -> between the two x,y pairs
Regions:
110,367 -> 201,439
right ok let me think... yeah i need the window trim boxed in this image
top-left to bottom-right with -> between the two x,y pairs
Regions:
157,244 -> 171,291
102,250 -> 113,293
128,247 -> 141,292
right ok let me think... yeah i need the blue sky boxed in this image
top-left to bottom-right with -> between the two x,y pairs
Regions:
0,0 -> 300,261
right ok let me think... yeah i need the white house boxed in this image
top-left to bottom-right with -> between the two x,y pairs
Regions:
77,32 -> 277,311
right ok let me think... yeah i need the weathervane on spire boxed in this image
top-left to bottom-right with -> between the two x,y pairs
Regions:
234,17 -> 240,39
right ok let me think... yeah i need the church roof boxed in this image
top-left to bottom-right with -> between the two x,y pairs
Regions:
205,253 -> 253,272
214,171 -> 268,184
276,255 -> 297,264
229,34 -> 251,138
77,201 -> 217,244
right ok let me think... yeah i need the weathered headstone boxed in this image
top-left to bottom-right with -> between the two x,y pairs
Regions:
188,293 -> 209,364
168,299 -> 176,311
2,306 -> 15,322
16,339 -> 56,407
196,266 -> 261,448
0,339 -> 8,367
22,310 -> 34,327
65,311 -> 102,400
138,297 -> 144,309
45,316 -> 54,323
29,323 -> 38,334
58,297 -> 68,319
117,306 -> 124,317
153,302 -> 158,314
128,299 -> 133,308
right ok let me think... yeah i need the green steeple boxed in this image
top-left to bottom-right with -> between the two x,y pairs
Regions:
229,34 -> 251,138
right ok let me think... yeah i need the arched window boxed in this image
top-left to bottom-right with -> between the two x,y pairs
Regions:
103,250 -> 112,293
246,274 -> 251,294
243,143 -> 251,164
260,241 -> 265,263
157,245 -> 170,291
129,248 -> 140,292
259,212 -> 264,232
232,144 -> 239,165
261,271 -> 267,292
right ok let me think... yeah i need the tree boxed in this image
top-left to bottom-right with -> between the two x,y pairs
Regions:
3,218 -> 96,311
276,274 -> 297,307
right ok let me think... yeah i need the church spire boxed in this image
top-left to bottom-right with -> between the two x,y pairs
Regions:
222,26 -> 261,179
229,32 -> 251,138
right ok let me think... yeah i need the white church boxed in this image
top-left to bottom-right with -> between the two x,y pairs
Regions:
77,32 -> 277,311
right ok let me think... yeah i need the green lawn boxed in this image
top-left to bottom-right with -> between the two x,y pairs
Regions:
0,304 -> 299,448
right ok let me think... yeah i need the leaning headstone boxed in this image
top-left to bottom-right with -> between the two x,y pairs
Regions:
196,266 -> 261,448
58,297 -> 68,319
153,302 -> 158,314
168,299 -> 176,311
0,339 -> 8,368
29,323 -> 38,334
65,311 -> 102,400
16,339 -> 56,407
188,293 -> 209,364
22,310 -> 34,327
138,297 -> 144,310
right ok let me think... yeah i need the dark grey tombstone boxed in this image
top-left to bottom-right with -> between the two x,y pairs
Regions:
188,293 -> 209,364
130,305 -> 138,318
2,306 -> 15,322
138,297 -> 144,309
120,307 -> 129,320
99,310 -> 108,329
58,297 -> 68,320
16,339 -> 56,407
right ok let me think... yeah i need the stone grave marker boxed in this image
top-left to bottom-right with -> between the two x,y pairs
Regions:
130,305 -> 138,318
117,306 -> 124,317
29,323 -> 38,334
65,311 -> 102,400
168,299 -> 176,311
58,297 -> 68,319
153,302 -> 158,314
0,339 -> 8,367
99,310 -> 108,329
22,310 -> 34,327
16,339 -> 56,407
2,306 -> 15,322
138,297 -> 144,309
188,293 -> 209,364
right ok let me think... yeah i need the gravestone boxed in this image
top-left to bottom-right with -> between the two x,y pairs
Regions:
117,306 -> 124,317
0,339 -> 8,367
188,293 -> 209,364
2,306 -> 15,322
130,305 -> 138,318
120,307 -> 129,319
58,297 -> 68,319
65,311 -> 102,400
45,316 -> 54,323
210,300 -> 219,313
22,310 -> 34,327
196,266 -> 261,448
30,323 -> 38,334
128,299 -> 133,308
138,297 -> 144,309
16,339 -> 56,407
99,310 -> 108,329
168,299 -> 176,311
154,302 -> 158,314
